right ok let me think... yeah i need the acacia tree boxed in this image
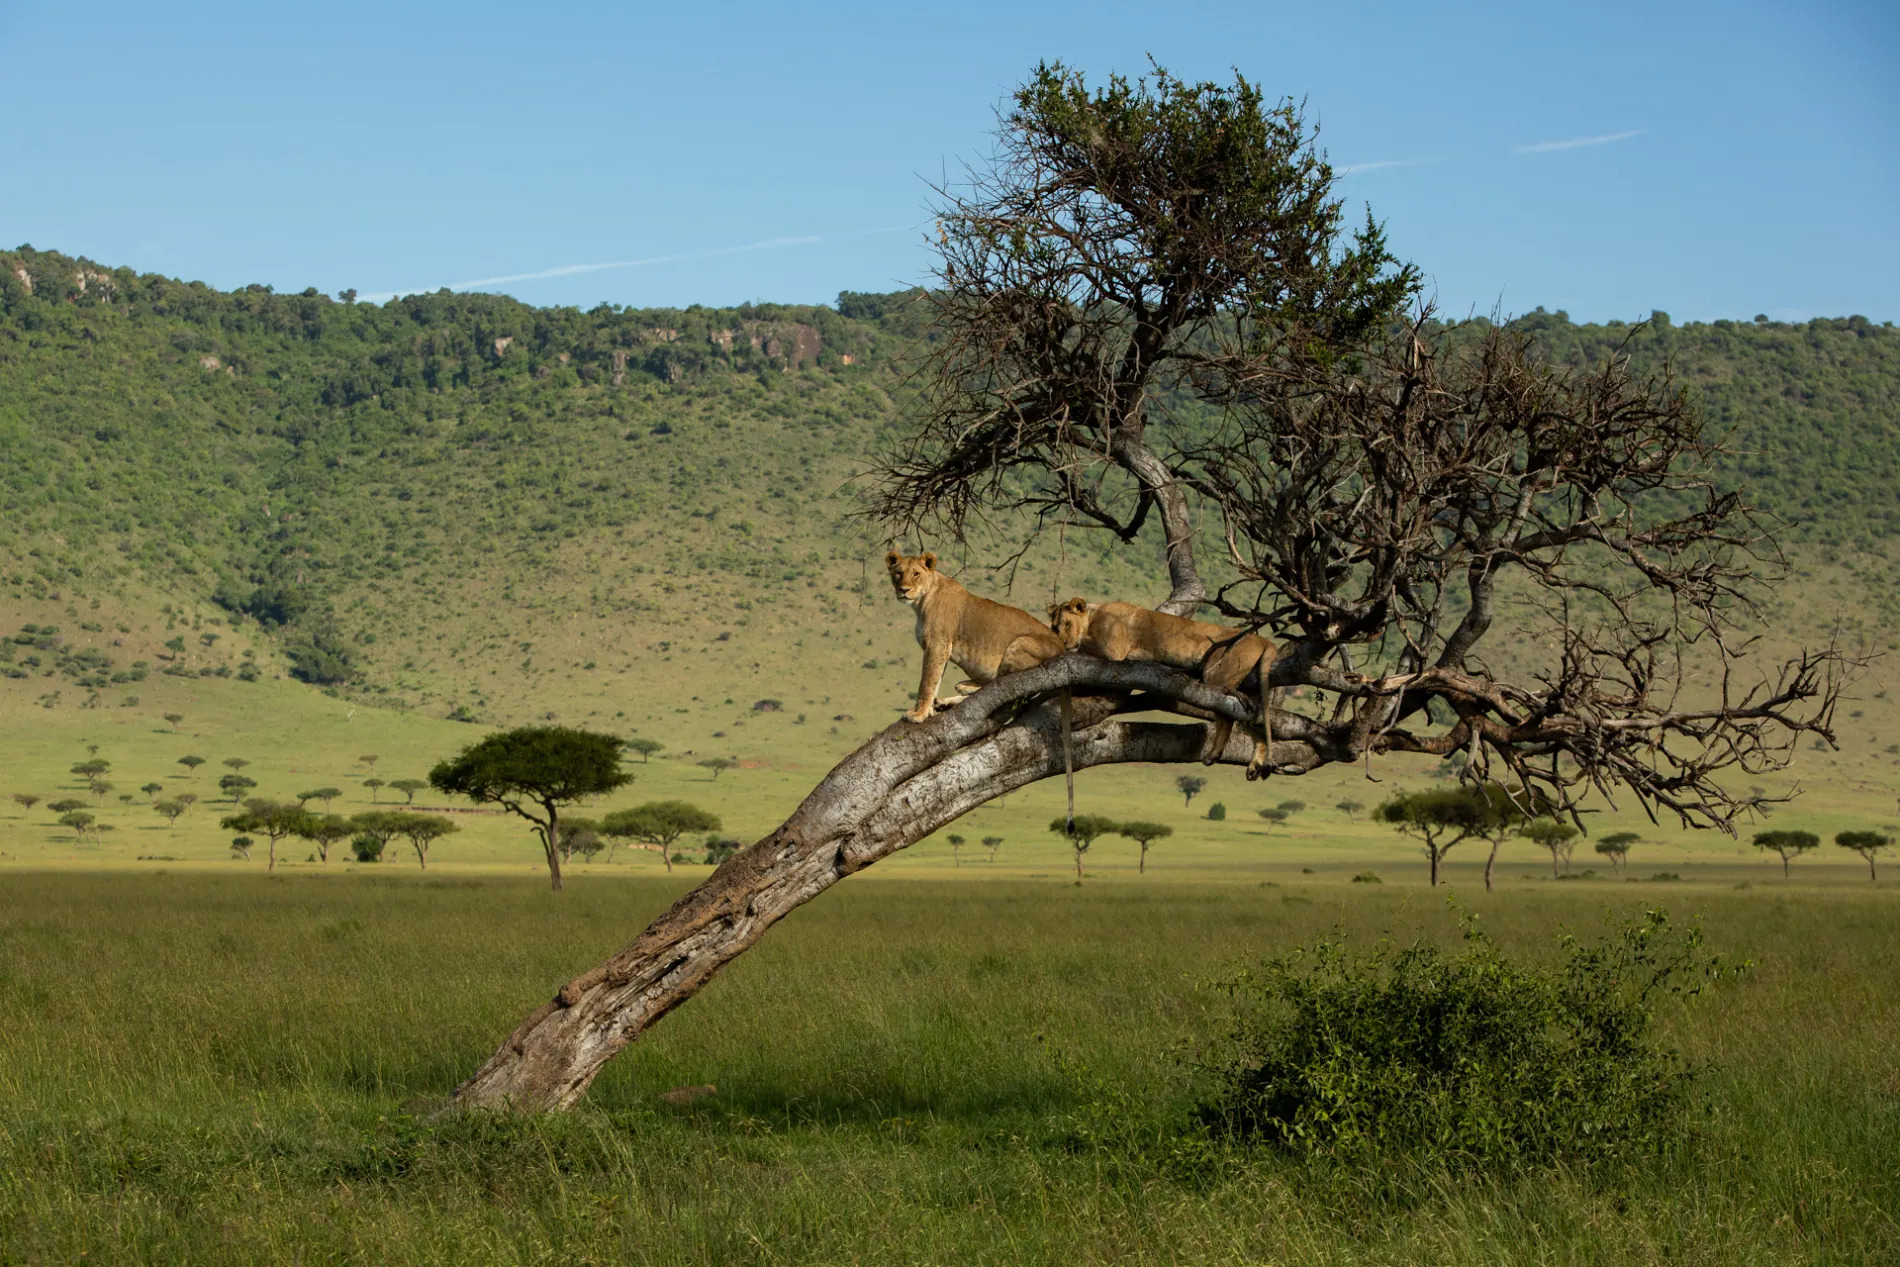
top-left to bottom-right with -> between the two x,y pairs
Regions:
1595,831 -> 1639,875
946,833 -> 967,866
220,800 -> 310,872
390,778 -> 426,805
296,813 -> 354,864
1116,820 -> 1173,873
1378,787 -> 1483,886
626,738 -> 665,764
1049,813 -> 1117,879
396,813 -> 458,870
602,802 -> 721,874
1754,829 -> 1819,878
429,727 -> 630,890
1521,818 -> 1581,879
1175,775 -> 1205,809
1835,830 -> 1891,882
440,65 -> 1847,1113
983,835 -> 1004,863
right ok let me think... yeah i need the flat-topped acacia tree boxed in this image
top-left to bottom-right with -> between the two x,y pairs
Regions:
428,726 -> 630,891
443,64 -> 1850,1113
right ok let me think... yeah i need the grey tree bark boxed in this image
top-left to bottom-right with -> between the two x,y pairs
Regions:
446,655 -> 1272,1112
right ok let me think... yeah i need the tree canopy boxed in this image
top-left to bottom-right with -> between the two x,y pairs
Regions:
428,727 -> 630,890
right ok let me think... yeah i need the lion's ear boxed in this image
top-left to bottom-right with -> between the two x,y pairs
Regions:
1063,597 -> 1087,613
921,552 -> 937,569
885,550 -> 901,568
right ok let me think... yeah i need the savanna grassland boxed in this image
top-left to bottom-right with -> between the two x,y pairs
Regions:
4,250 -> 1900,1263
2,873 -> 1896,1264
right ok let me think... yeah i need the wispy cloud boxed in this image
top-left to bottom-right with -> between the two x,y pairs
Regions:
1512,128 -> 1645,155
1337,157 -> 1434,175
359,225 -> 915,303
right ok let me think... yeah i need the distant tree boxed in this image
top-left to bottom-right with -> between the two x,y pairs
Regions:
219,773 -> 257,803
230,836 -> 253,860
59,810 -> 97,841
1116,820 -> 1173,873
1049,814 -> 1117,879
154,799 -> 187,828
603,801 -> 722,874
175,792 -> 198,810
71,758 -> 111,792
429,726 -> 632,890
982,835 -> 1004,863
10,793 -> 40,812
163,712 -> 184,731
347,811 -> 406,863
140,781 -> 165,800
306,787 -> 341,812
556,816 -> 602,862
177,755 -> 207,775
348,833 -> 383,863
1834,830 -> 1891,882
293,789 -> 321,809
1378,786 -> 1532,887
163,635 -> 186,660
221,800 -> 310,872
1175,775 -> 1206,808
118,793 -> 136,805
295,813 -> 354,864
1256,807 -> 1288,831
702,836 -> 744,866
946,833 -> 967,865
363,777 -> 386,802
1205,802 -> 1226,821
390,778 -> 426,804
1753,829 -> 1820,878
1335,800 -> 1364,820
1520,818 -> 1581,879
359,754 -> 380,772
1595,831 -> 1640,875
91,781 -> 114,805
697,757 -> 735,780
626,738 -> 665,763
393,812 -> 458,870
48,798 -> 90,814
1276,800 -> 1306,814
223,757 -> 250,772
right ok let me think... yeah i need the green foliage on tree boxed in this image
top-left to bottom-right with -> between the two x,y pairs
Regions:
1834,829 -> 1891,882
153,799 -> 187,827
1116,820 -> 1173,873
697,757 -> 735,780
1205,802 -> 1226,821
389,778 -> 426,804
1520,818 -> 1582,879
1379,785 -> 1543,887
1049,814 -> 1118,879
294,813 -> 354,864
1752,829 -> 1820,878
1175,775 -> 1206,808
218,772 -> 257,803
177,755 -> 206,774
428,726 -> 631,890
219,799 -> 309,871
1596,831 -> 1640,874
982,835 -> 1004,862
626,738 -> 665,763
602,801 -> 722,874
1335,800 -> 1364,819
10,793 -> 40,811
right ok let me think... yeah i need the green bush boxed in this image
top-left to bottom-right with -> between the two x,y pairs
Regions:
1205,802 -> 1226,821
1194,909 -> 1732,1170
350,833 -> 384,863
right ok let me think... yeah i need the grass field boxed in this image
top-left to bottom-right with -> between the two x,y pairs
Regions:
1,870 -> 1895,1264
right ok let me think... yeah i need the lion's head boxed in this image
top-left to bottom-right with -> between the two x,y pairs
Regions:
1048,597 -> 1093,650
886,551 -> 941,604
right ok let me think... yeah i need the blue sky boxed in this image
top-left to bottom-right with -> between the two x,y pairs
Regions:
2,1 -> 1894,323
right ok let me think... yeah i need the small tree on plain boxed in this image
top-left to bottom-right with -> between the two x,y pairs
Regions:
1520,818 -> 1581,879
348,811 -> 407,863
395,813 -> 458,869
219,773 -> 257,804
1206,801 -> 1226,821
141,781 -> 164,800
1335,799 -> 1364,820
697,758 -> 735,781
59,810 -> 97,841
1377,786 -> 1515,887
1176,775 -> 1206,809
176,792 -> 197,811
626,738 -> 665,764
429,727 -> 632,891
1256,807 -> 1288,831
602,802 -> 723,874
1049,814 -> 1117,880
1753,829 -> 1819,878
295,813 -> 354,864
163,712 -> 184,731
1595,831 -> 1639,875
72,758 -> 112,793
1116,820 -> 1173,873
390,778 -> 426,805
363,777 -> 386,803
556,817 -> 602,862
359,754 -> 380,772
983,835 -> 1003,863
308,787 -> 341,812
177,755 -> 206,776
1834,830 -> 1891,882
348,833 -> 383,863
946,833 -> 966,866
154,799 -> 187,828
223,757 -> 250,773
220,800 -> 310,872
48,798 -> 90,815
1276,800 -> 1306,814
11,793 -> 40,812
230,835 -> 253,860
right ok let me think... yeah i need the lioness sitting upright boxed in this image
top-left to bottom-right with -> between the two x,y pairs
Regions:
1050,598 -> 1277,779
887,551 -> 1065,723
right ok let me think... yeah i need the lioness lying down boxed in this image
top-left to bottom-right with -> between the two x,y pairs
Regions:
887,551 -> 1065,723
1050,598 -> 1277,779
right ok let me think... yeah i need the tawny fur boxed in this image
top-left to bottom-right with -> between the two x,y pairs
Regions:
887,551 -> 1066,723
1050,598 -> 1278,779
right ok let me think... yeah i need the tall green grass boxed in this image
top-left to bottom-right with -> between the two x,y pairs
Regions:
2,872 -> 1895,1263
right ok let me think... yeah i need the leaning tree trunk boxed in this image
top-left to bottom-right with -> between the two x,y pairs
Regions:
447,656 -> 1276,1112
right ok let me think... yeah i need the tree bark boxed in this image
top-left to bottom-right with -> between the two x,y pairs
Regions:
542,802 -> 564,892
1484,840 -> 1499,892
446,656 -> 1269,1113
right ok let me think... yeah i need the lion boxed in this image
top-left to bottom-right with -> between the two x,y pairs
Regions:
1050,598 -> 1277,779
887,551 -> 1066,723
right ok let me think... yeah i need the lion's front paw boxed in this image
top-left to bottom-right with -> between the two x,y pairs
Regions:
1246,760 -> 1272,781
902,708 -> 933,724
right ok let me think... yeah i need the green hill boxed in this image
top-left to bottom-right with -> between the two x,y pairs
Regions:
3,243 -> 1899,730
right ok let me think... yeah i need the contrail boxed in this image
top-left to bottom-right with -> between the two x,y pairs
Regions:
1513,129 -> 1645,155
1338,158 -> 1433,175
359,225 -> 917,302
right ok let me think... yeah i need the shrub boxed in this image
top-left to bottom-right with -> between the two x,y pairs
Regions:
1350,871 -> 1381,884
1193,909 -> 1731,1171
1205,802 -> 1226,821
350,833 -> 385,863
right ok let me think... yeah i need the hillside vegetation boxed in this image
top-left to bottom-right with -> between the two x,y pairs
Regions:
3,244 -> 1898,729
